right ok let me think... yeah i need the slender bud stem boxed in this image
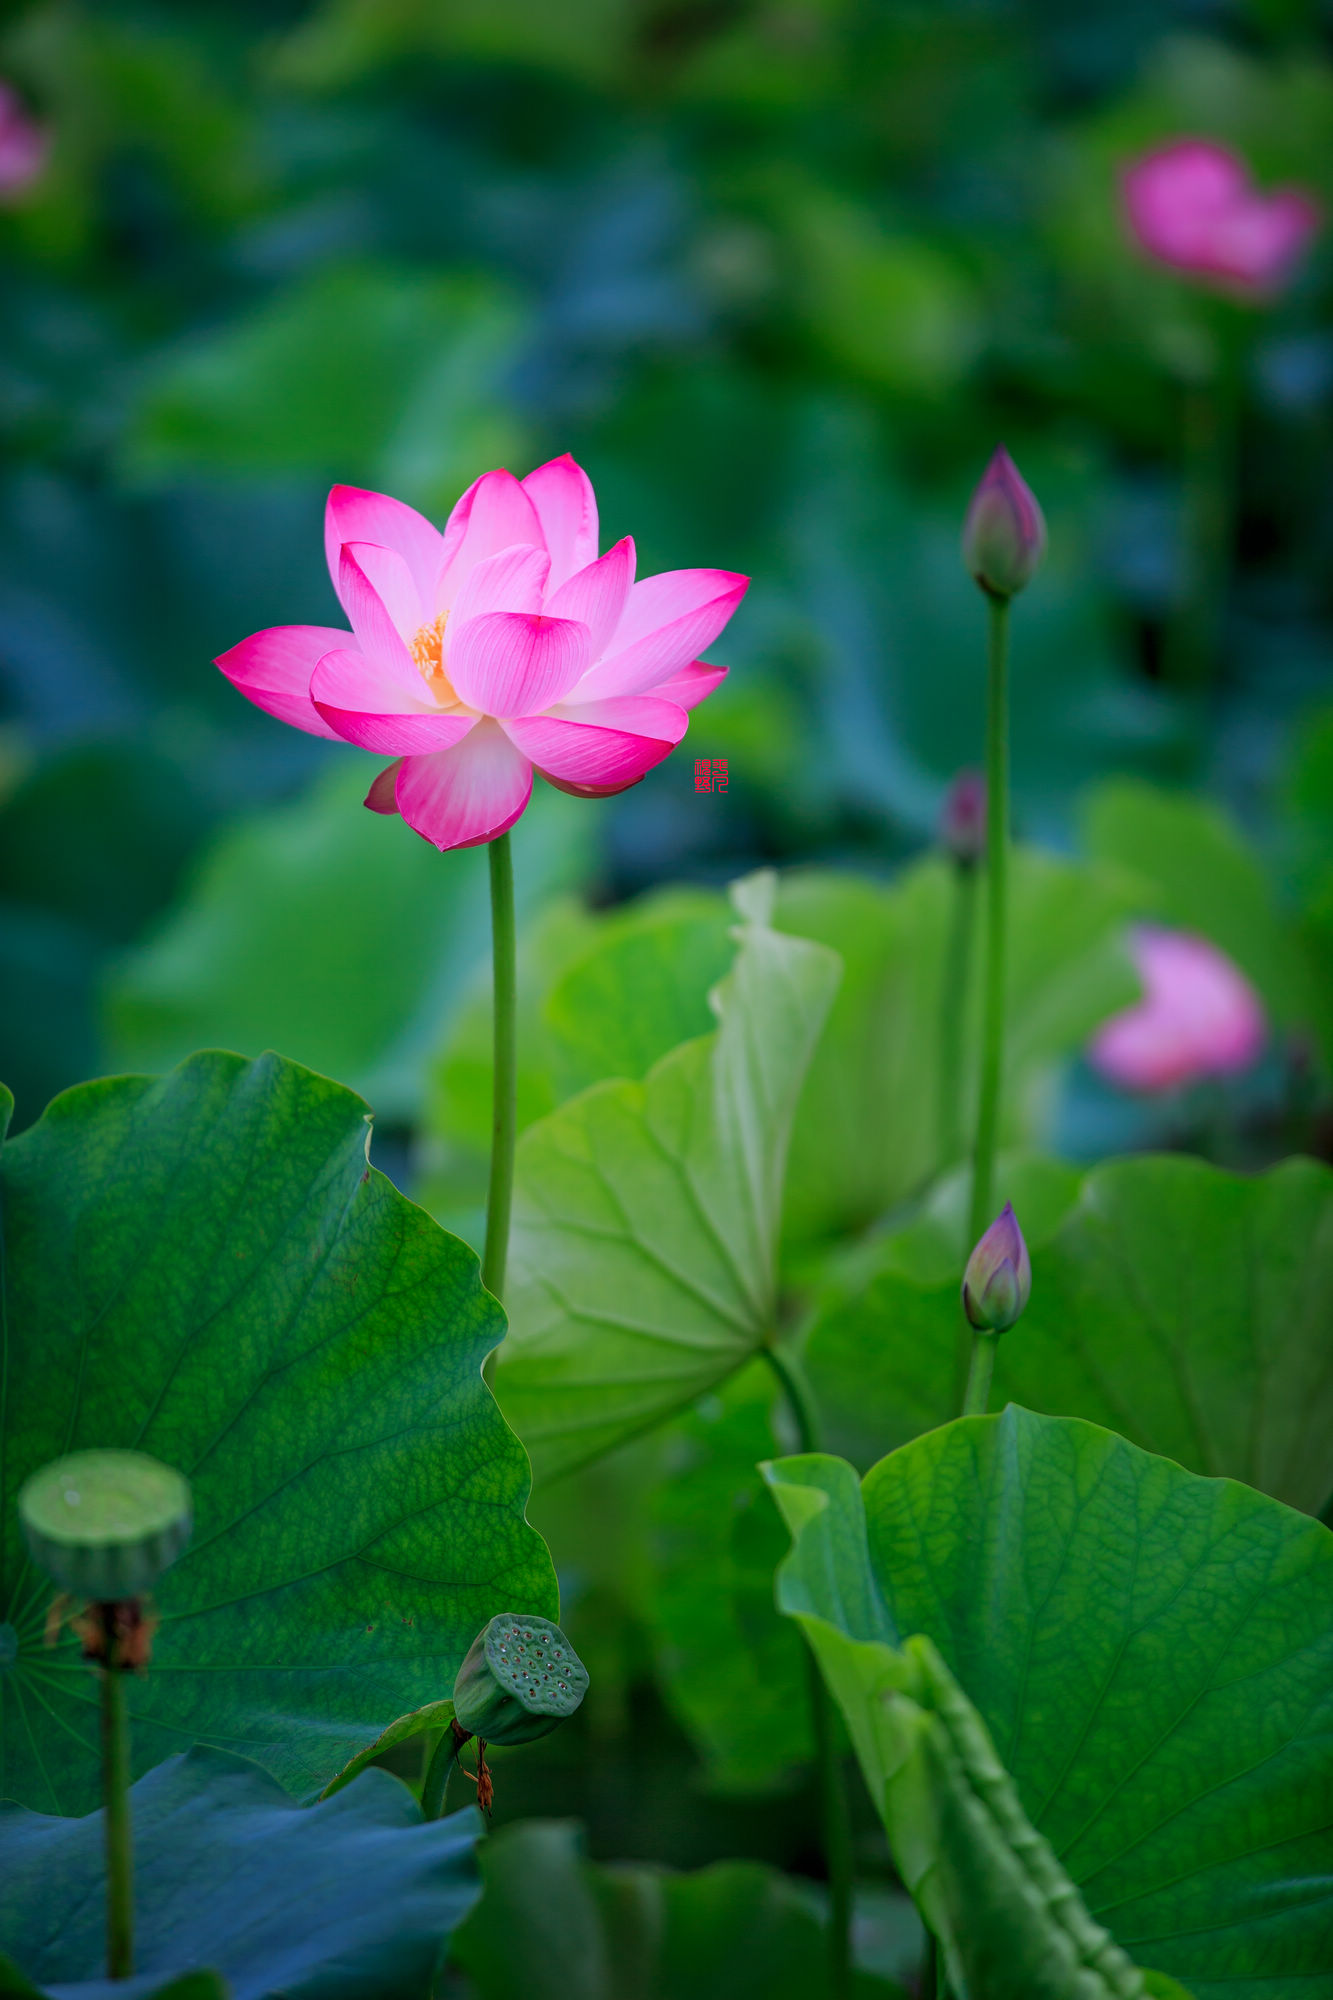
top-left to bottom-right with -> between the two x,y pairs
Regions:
763,1343 -> 853,2000
962,1334 -> 997,1419
100,1621 -> 133,1979
963,594 -> 1010,1418
482,830 -> 517,1304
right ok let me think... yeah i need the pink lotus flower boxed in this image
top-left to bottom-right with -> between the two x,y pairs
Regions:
1088,926 -> 1266,1094
1122,139 -> 1322,298
0,82 -> 50,202
217,456 -> 747,850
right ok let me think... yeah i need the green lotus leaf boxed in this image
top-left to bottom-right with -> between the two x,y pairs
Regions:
493,874 -> 841,1479
0,1746 -> 481,2000
0,1051 -> 556,1812
765,1407 -> 1333,1997
0,1964 -> 223,2000
421,888 -> 733,1230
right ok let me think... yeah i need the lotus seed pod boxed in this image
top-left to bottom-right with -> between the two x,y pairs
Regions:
962,1202 -> 1032,1334
961,446 -> 1046,599
452,1612 -> 589,1746
18,1450 -> 192,1601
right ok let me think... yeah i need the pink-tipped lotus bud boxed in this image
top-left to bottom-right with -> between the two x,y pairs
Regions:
961,447 -> 1047,600
962,1203 -> 1031,1333
940,769 -> 986,865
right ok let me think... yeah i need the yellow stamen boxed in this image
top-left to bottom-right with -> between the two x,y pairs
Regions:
410,612 -> 457,703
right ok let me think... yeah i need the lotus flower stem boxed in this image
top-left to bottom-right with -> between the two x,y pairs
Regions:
763,1344 -> 853,2000
100,1625 -> 134,1978
966,599 -> 1009,1256
481,830 -> 517,1303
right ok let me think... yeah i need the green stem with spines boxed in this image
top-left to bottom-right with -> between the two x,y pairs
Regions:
101,1624 -> 133,1979
763,1342 -> 854,2000
963,592 -> 1010,1420
481,830 -> 517,1304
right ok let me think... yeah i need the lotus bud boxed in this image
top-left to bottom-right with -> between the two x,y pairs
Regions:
961,1203 -> 1031,1334
18,1449 -> 192,1601
939,768 -> 986,866
961,447 -> 1047,600
452,1612 -> 588,1747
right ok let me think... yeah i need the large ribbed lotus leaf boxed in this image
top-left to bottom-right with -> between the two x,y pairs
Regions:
765,1407 -> 1332,1998
0,1051 -> 556,1812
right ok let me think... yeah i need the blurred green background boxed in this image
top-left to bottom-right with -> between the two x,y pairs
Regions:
3,0 -> 1333,1137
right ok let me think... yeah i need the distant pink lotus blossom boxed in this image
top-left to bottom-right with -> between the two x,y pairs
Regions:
1122,139 -> 1322,297
1089,926 -> 1266,1093
0,82 -> 49,202
218,456 -> 747,850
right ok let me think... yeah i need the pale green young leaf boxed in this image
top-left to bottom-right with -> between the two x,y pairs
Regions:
494,877 -> 841,1478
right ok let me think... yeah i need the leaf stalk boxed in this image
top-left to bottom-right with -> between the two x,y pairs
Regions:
763,1343 -> 853,2000
100,1617 -> 134,1979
